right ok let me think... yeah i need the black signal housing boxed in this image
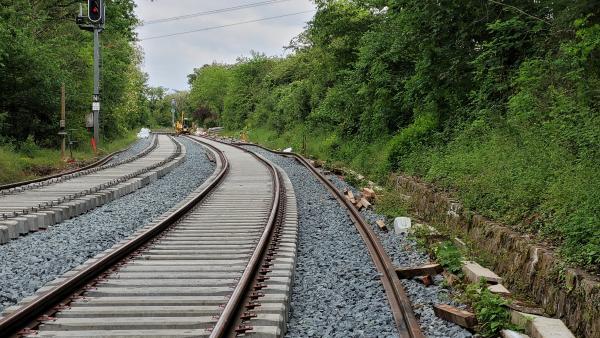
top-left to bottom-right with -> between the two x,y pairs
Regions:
88,0 -> 103,23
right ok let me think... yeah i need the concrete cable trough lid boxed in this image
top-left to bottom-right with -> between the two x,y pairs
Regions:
462,261 -> 503,284
511,311 -> 575,338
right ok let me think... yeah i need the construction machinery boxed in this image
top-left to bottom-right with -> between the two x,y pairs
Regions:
175,111 -> 192,135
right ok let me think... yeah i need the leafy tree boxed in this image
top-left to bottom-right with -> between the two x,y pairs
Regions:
0,0 -> 149,147
184,0 -> 600,270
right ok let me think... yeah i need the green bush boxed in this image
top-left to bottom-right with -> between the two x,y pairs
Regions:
433,241 -> 464,276
465,281 -> 520,337
19,135 -> 39,158
387,112 -> 438,172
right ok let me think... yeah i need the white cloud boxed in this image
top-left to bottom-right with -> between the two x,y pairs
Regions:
134,0 -> 315,91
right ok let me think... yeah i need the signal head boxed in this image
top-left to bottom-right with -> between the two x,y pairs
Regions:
88,0 -> 103,23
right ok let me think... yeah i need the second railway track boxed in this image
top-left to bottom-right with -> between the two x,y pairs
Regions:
0,134 -> 185,245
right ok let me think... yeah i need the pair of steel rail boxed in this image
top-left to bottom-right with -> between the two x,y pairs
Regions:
0,136 -> 286,337
233,141 -> 424,338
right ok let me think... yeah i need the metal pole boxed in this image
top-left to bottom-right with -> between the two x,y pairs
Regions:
92,27 -> 100,146
60,83 -> 66,159
171,99 -> 176,127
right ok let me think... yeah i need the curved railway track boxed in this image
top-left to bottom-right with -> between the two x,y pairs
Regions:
0,135 -> 298,337
0,134 -> 185,244
234,141 -> 424,338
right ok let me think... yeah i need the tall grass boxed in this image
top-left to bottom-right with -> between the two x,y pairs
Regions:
0,130 -> 139,185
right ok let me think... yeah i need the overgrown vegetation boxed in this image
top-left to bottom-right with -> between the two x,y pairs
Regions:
465,281 -> 519,337
374,190 -> 408,220
428,238 -> 519,337
433,241 -> 464,276
187,0 -> 600,271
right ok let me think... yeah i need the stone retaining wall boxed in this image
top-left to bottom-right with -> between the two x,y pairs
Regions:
390,174 -> 598,338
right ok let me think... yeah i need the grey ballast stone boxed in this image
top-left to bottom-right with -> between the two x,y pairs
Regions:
0,137 -> 214,313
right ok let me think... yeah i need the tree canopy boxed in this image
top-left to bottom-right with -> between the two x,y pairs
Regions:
0,0 -> 156,147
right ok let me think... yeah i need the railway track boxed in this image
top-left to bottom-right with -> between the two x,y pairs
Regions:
0,136 -> 298,337
235,141 -> 424,338
0,134 -> 424,337
0,134 -> 185,245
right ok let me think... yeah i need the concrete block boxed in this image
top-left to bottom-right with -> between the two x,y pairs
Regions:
47,208 -> 64,223
91,193 -> 105,205
462,261 -> 502,284
530,316 -> 575,338
488,283 -> 511,296
73,199 -> 86,213
0,226 -> 9,244
138,174 -> 148,185
22,215 -> 39,232
97,193 -> 107,204
13,217 -> 28,234
86,196 -> 97,209
55,205 -> 71,219
67,202 -> 78,217
43,211 -> 55,226
0,220 -> 19,239
394,216 -> 412,234
31,212 -> 50,229
501,329 -> 530,338
79,198 -> 92,212
511,311 -> 574,338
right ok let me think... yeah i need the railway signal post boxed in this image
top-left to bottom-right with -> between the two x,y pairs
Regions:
77,0 -> 105,147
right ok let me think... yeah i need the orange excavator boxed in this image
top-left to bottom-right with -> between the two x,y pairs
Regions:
175,111 -> 192,135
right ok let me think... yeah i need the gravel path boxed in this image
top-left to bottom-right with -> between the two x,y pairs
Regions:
242,146 -> 398,338
0,137 -> 214,313
107,135 -> 153,164
327,175 -> 473,338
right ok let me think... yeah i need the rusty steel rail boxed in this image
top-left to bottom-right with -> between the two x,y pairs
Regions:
0,137 -> 229,336
234,141 -> 425,338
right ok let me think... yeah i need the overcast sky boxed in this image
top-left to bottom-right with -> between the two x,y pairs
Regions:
133,0 -> 316,91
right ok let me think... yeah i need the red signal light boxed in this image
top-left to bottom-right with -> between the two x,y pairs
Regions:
88,0 -> 103,23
